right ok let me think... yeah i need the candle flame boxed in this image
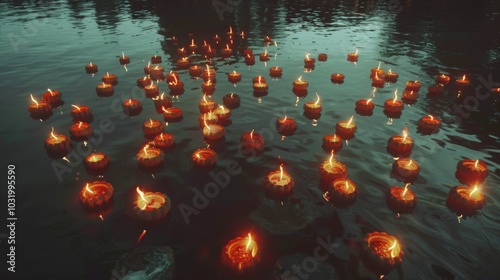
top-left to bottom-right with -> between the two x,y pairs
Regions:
99,215 -> 104,220
274,40 -> 278,47
225,44 -> 230,50
122,51 -> 125,58
305,52 -> 310,60
366,99 -> 372,104
250,129 -> 254,139
50,127 -> 58,140
393,89 -> 398,103
83,183 -> 94,198
204,115 -> 211,131
229,26 -> 232,33
160,133 -> 164,140
30,94 -> 39,106
406,159 -> 413,167
71,104 -> 81,111
375,72 -> 379,80
329,150 -> 334,167
137,229 -> 147,243
149,119 -> 153,126
298,76 -> 302,82
345,180 -> 351,192
279,164 -> 283,181
474,160 -> 479,169
469,185 -> 479,197
47,88 -> 53,94
428,115 -> 434,121
402,128 -> 408,142
314,93 -> 320,106
355,49 -> 358,55
161,106 -> 170,114
388,239 -> 398,258
191,39 -> 194,45
347,115 -> 354,126
106,72 -> 109,77
89,62 -> 93,66
258,75 -> 262,84
136,187 -> 149,208
231,93 -> 234,98
461,74 -> 466,81
264,49 -> 268,55
377,61 -> 381,70
388,69 -> 392,74
282,115 -> 287,122
402,183 -> 410,196
78,121 -> 83,129
246,233 -> 252,251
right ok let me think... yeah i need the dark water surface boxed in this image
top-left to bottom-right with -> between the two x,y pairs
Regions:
1,0 -> 499,279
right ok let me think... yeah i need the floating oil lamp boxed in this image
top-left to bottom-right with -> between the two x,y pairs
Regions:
214,105 -> 231,121
361,232 -> 403,276
455,74 -> 470,88
153,93 -> 172,111
122,99 -> 142,116
384,89 -> 404,114
401,90 -> 418,104
189,65 -> 202,77
42,88 -> 62,104
455,159 -> 488,186
101,72 -> 117,85
154,132 -> 175,150
323,178 -> 358,208
245,54 -> 255,65
436,73 -> 451,85
199,111 -> 219,127
192,147 -> 217,168
252,76 -> 268,92
177,57 -> 189,69
228,70 -> 241,83
371,72 -> 385,88
240,129 -> 265,153
202,79 -> 216,94
84,152 -> 110,171
136,144 -> 164,168
188,39 -> 198,53
202,65 -> 216,82
318,53 -> 328,61
347,49 -> 359,62
387,129 -> 414,157
322,133 -> 343,153
446,185 -> 485,215
96,82 -> 114,97
319,151 -> 348,187
243,49 -> 253,56
69,121 -> 93,138
79,182 -> 114,210
134,187 -> 171,221
177,47 -> 187,57
166,71 -> 181,84
221,44 -> 233,58
417,115 -> 441,133
304,53 -> 316,67
355,99 -> 374,116
223,93 -> 240,109
151,55 -> 162,64
28,94 -> 51,116
371,62 -> 384,77
293,76 -> 308,91
45,127 -> 71,152
392,158 -> 420,182
168,75 -> 184,91
205,44 -> 216,58
331,73 -> 345,84
149,65 -> 164,80
119,51 -> 130,65
221,233 -> 260,273
269,66 -> 283,78
144,61 -> 152,75
427,84 -> 445,97
144,81 -> 159,98
336,116 -> 356,139
259,49 -> 269,61
70,104 -> 92,120
264,164 -> 295,199
303,93 -> 322,116
264,35 -> 272,43
201,40 -> 210,53
162,106 -> 183,122
227,26 -> 234,36
213,34 -> 221,42
276,115 -> 297,136
252,76 -> 266,84
199,95 -> 217,113
384,69 -> 399,82
202,117 -> 225,140
137,75 -> 152,88
405,80 -> 421,91
85,62 -> 98,74
386,183 -> 418,214
142,119 -> 164,136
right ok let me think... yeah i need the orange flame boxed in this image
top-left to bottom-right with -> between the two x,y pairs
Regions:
347,115 -> 354,126
136,187 -> 149,209
344,180 -> 352,192
250,129 -> 254,139
297,76 -> 302,82
402,183 -> 410,196
428,115 -> 434,121
83,183 -> 94,198
50,127 -> 58,141
474,160 -> 479,169
406,159 -> 413,167
355,49 -> 358,55
305,52 -> 310,60
329,150 -> 334,167
162,106 -> 170,114
71,104 -> 81,111
388,239 -> 399,258
314,93 -> 320,106
469,185 -> 479,197
143,144 -> 149,157
137,229 -> 147,243
402,129 -> 408,142
230,93 -> 234,98
229,26 -> 233,33
393,89 -> 398,103
366,99 -> 372,104
461,74 -> 466,81
191,39 -> 195,46
30,94 -> 39,106
279,164 -> 284,181
377,61 -> 381,70
122,51 -> 125,58
204,115 -> 211,131
78,121 -> 83,129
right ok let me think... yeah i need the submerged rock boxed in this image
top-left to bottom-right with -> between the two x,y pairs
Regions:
110,246 -> 174,280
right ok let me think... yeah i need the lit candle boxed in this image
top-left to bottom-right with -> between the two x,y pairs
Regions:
361,232 -> 402,276
387,129 -> 414,157
119,51 -> 130,65
455,74 -> 470,88
269,66 -> 283,78
371,72 -> 385,88
221,233 -> 260,272
122,99 -> 142,115
79,181 -> 114,209
223,93 -> 240,109
166,71 -> 181,83
417,115 -> 441,133
252,76 -> 268,92
205,44 -> 216,58
259,49 -> 269,61
264,164 -> 295,199
202,65 -> 216,82
192,147 -> 218,168
69,121 -> 93,138
384,69 -> 399,82
28,94 -> 51,116
240,129 -> 265,153
386,183 -> 418,214
149,65 -> 164,80
70,104 -> 92,120
347,49 -> 359,62
446,185 -> 485,215
202,117 -> 225,140
101,72 -> 118,85
221,44 -> 233,58
319,151 -> 348,185
318,53 -> 328,61
136,145 -> 164,167
45,127 -> 71,152
322,133 -> 343,153
245,53 -> 255,65
214,105 -> 231,121
199,111 -> 219,127
162,107 -> 183,122
304,53 -> 316,67
392,158 -> 420,182
355,99 -> 374,115
136,75 -> 152,88
405,80 -> 421,91
303,93 -> 322,115
153,93 -> 172,110
402,89 -> 418,102
199,95 -> 217,113
427,84 -> 445,97
85,62 -> 98,74
331,73 -> 345,84
144,82 -> 159,98
384,89 -> 404,114
151,54 -> 162,64
436,73 -> 450,85
41,88 -> 62,104
202,79 -> 216,95
133,187 -> 171,221
189,65 -> 202,77
177,47 -> 187,57
336,116 -> 356,139
154,133 -> 175,150
188,39 -> 198,53
455,159 -> 488,186
263,35 -> 272,43
228,70 -> 241,83
168,75 -> 184,91
293,76 -> 308,90
276,115 -> 297,136
96,82 -> 114,97
227,26 -> 234,36
370,62 -> 384,77
84,152 -> 110,171
142,119 -> 164,136
144,61 -> 152,75
323,179 -> 358,208
177,57 -> 189,69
